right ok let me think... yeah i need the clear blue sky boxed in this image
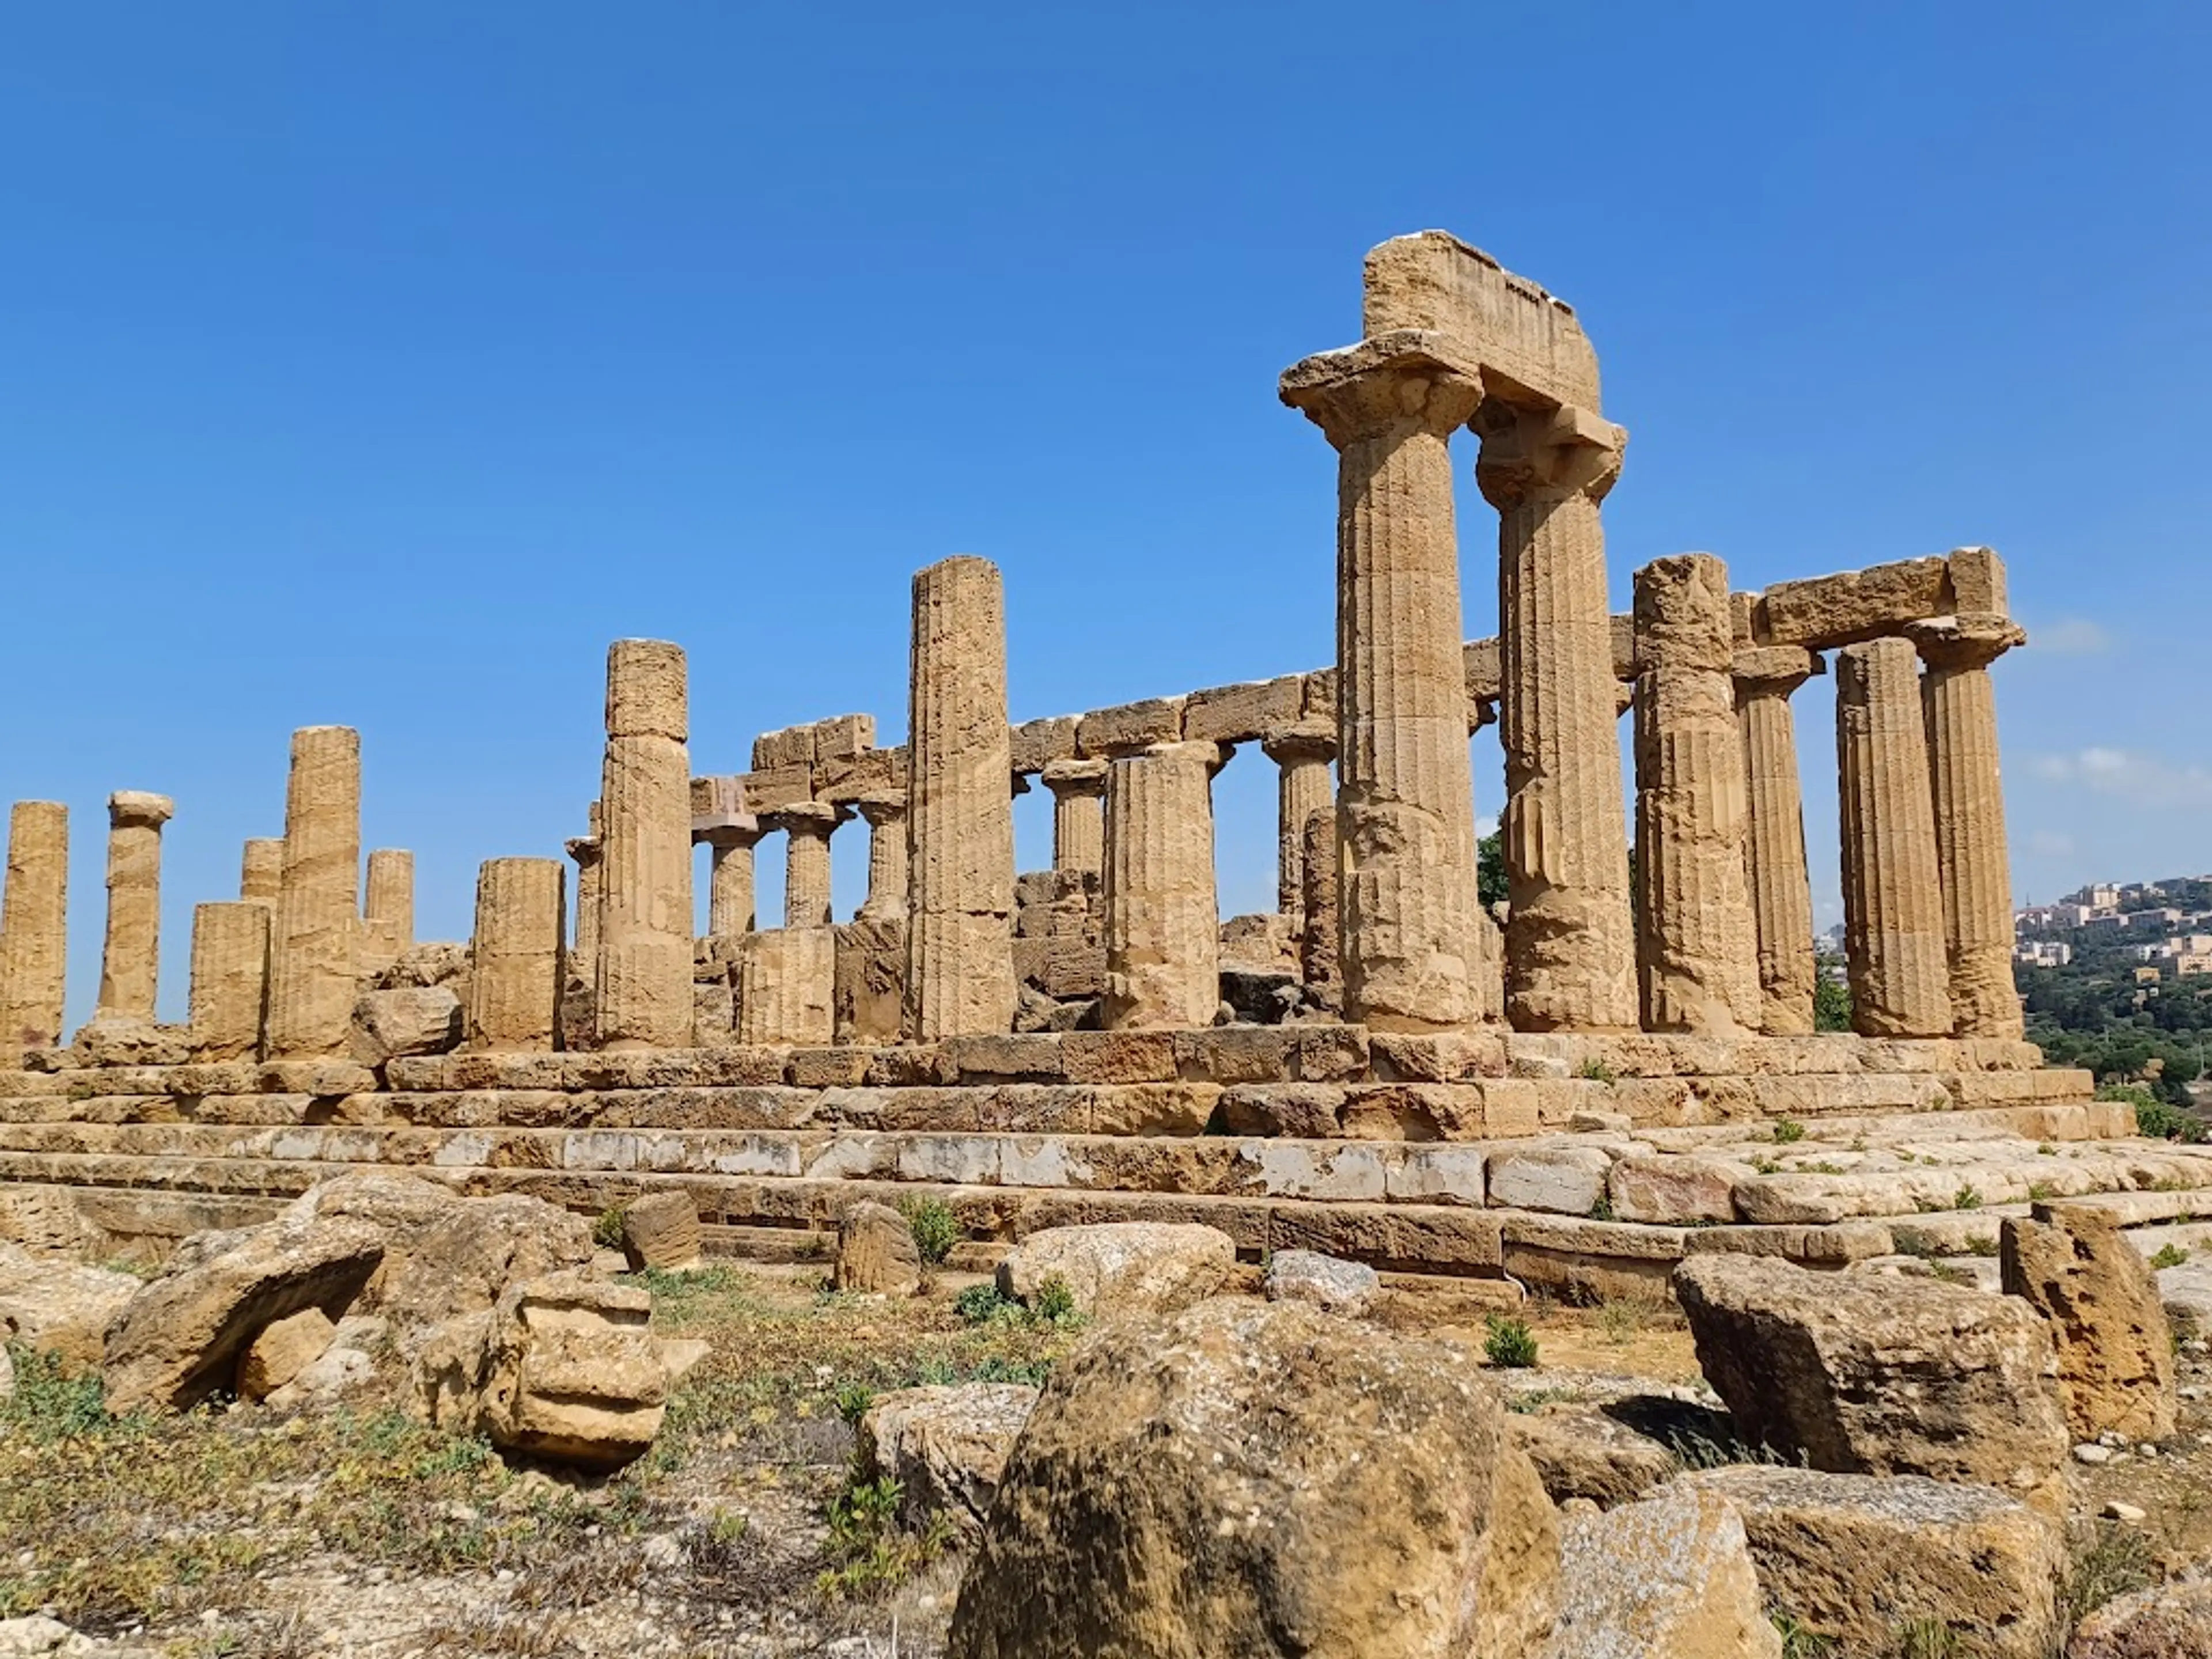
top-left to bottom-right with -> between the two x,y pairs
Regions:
1,2 -> 2203,1029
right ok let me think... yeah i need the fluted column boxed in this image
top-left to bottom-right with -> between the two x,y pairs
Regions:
361,849 -> 414,978
1630,555 -> 1760,1035
762,802 -> 842,929
1281,338 -> 1486,1032
1261,722 -> 1335,931
0,802 -> 69,1056
1475,401 -> 1638,1033
94,790 -> 174,1024
565,802 -> 603,969
1836,638 -> 1952,1037
1734,645 -> 1823,1034
1299,805 -> 1339,994
703,824 -> 762,940
188,901 -> 268,1060
1910,614 -> 2028,1039
469,857 -> 566,1051
240,838 -> 283,907
904,556 -> 1017,1040
1103,741 -> 1222,1029
596,641 -> 695,1050
1040,759 -> 1108,877
736,927 -> 836,1045
266,726 -> 361,1059
856,794 -> 908,922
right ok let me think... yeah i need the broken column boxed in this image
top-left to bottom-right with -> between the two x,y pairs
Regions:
904,556 -> 1017,1040
361,849 -> 415,978
566,804 -> 603,967
240,838 -> 283,907
1910,613 -> 2029,1039
1280,335 -> 1486,1031
1102,741 -> 1222,1029
1260,721 -> 1335,932
187,901 -> 268,1060
736,927 -> 836,1045
1040,759 -> 1108,878
94,791 -> 175,1025
265,727 -> 361,1059
764,802 -> 843,929
596,641 -> 695,1050
468,857 -> 566,1051
1836,638 -> 1952,1038
1735,646 -> 1824,1034
855,793 -> 908,922
0,802 -> 69,1055
1630,555 -> 1760,1035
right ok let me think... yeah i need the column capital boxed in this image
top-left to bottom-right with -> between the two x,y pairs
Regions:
1129,738 -> 1230,778
1279,332 -> 1486,450
1468,696 -> 1501,734
759,801 -> 848,838
692,819 -> 763,851
1906,613 -> 2027,671
1472,399 -> 1627,511
1733,645 -> 1825,698
1039,757 -> 1110,798
108,790 -> 174,831
1259,720 -> 1335,766
852,790 -> 907,828
565,834 -> 603,865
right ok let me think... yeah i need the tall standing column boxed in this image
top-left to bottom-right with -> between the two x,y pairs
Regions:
1630,555 -> 1760,1035
469,857 -> 567,1051
94,790 -> 175,1025
1281,339 -> 1486,1032
0,802 -> 69,1056
1039,760 -> 1108,877
904,556 -> 1017,1040
1734,646 -> 1823,1034
765,803 -> 843,929
266,726 -> 362,1059
596,641 -> 695,1050
1910,614 -> 2028,1039
1474,402 -> 1639,1033
1260,722 -> 1335,931
703,825 -> 762,939
855,794 -> 909,922
188,901 -> 268,1060
361,849 -> 415,977
240,838 -> 283,907
1836,638 -> 1952,1038
1103,741 -> 1222,1029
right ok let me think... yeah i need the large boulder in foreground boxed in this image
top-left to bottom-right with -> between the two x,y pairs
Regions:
1686,1466 -> 2064,1659
946,1296 -> 1559,1659
1673,1253 -> 2066,1489
0,1243 -> 140,1370
1551,1482 -> 1779,1658
859,1383 -> 1038,1537
2001,1202 -> 2176,1441
995,1221 -> 1236,1319
2069,1580 -> 2212,1658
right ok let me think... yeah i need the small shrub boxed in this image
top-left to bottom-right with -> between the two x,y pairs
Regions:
1588,1194 -> 1616,1222
832,1382 -> 876,1425
1031,1274 -> 1080,1326
1960,1235 -> 1999,1258
2035,1142 -> 2058,1157
1575,1058 -> 1618,1084
1952,1184 -> 1983,1211
1596,1300 -> 1645,1346
591,1207 -> 627,1252
1748,1155 -> 1781,1176
953,1282 -> 1017,1325
1,1346 -> 113,1442
2152,1242 -> 2191,1270
899,1197 -> 961,1266
1771,1611 -> 1839,1658
2105,1084 -> 2210,1143
2028,1180 -> 2056,1201
1483,1315 -> 1539,1369
2061,1520 -> 2156,1626
1771,1119 -> 1806,1144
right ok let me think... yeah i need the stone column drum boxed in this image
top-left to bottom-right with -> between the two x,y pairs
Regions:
240,838 -> 283,907
469,857 -> 566,1052
904,556 -> 1017,1041
1735,646 -> 1824,1035
361,849 -> 415,977
736,926 -> 836,1046
1911,614 -> 2029,1039
1102,741 -> 1221,1030
1475,402 -> 1639,1033
188,900 -> 269,1061
1835,638 -> 1953,1038
596,641 -> 695,1050
1630,555 -> 1760,1035
265,727 -> 361,1059
766,802 -> 842,930
1040,759 -> 1108,878
704,825 -> 762,940
1281,338 -> 1486,1032
95,790 -> 175,1024
1261,722 -> 1335,931
0,801 -> 69,1055
855,794 -> 908,922
1300,805 -> 1340,994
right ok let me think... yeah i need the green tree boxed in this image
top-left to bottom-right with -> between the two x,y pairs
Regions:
1813,960 -> 1853,1032
1477,829 -> 1508,912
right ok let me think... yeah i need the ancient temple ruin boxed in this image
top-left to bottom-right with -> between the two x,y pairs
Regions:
3,230 -> 2192,1297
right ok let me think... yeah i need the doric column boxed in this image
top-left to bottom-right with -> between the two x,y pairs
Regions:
736,926 -> 836,1045
1474,401 -> 1639,1033
1299,804 -> 1339,994
1630,555 -> 1760,1035
595,641 -> 695,1050
1281,335 -> 1486,1032
1040,759 -> 1108,877
95,790 -> 174,1025
855,793 -> 909,922
764,802 -> 843,929
1734,645 -> 1824,1035
188,901 -> 268,1060
1910,613 -> 2029,1039
566,802 -> 603,970
702,825 -> 762,939
1103,740 -> 1222,1029
1260,721 -> 1335,930
1836,638 -> 1952,1037
361,849 -> 414,978
469,857 -> 566,1052
266,726 -> 362,1059
904,556 -> 1017,1040
240,838 -> 283,907
0,802 -> 69,1056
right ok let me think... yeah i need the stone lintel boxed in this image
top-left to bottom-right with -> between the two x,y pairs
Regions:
1359,230 -> 1603,412
1746,549 -> 2011,653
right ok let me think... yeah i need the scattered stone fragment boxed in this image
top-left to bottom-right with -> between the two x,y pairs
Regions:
236,1305 -> 336,1401
2068,1580 -> 2212,1658
2103,1501 -> 2148,1524
2076,1442 -> 2115,1465
2001,1201 -> 2176,1441
1507,1408 -> 1679,1510
348,985 -> 464,1067
0,1243 -> 140,1370
858,1382 -> 1038,1537
619,1190 -> 703,1274
1551,1481 -> 1779,1658
834,1200 -> 922,1296
995,1221 -> 1236,1319
1260,1248 -> 1381,1316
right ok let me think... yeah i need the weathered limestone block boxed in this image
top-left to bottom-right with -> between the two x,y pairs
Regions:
1299,805 -> 1339,992
1505,1408 -> 1677,1510
361,848 -> 415,978
833,915 -> 906,1044
596,639 -> 695,1050
1102,741 -> 1221,1030
1183,675 -> 1306,745
1487,1143 -> 1613,1215
1075,696 -> 1186,758
2000,1201 -> 2176,1440
236,1305 -> 335,1401
240,836 -> 283,906
764,801 -> 842,929
188,901 -> 270,1062
906,556 -> 1017,1041
735,926 -> 835,1046
94,790 -> 174,1024
350,986 -> 463,1066
1260,1247 -> 1380,1315
1551,1482 -> 1779,1659
859,1382 -> 1038,1538
0,1243 -> 141,1370
2069,1581 -> 2212,1659
1632,555 -> 1760,1035
1039,758 -> 1107,878
1752,556 -> 1952,650
1260,722 -> 1334,929
1734,646 -> 1822,1033
469,858 -> 566,1052
1835,639 -> 1952,1037
619,1190 -> 702,1272
945,1295 -> 1560,1659
997,1221 -> 1236,1319
835,1199 -> 922,1294
0,801 -> 69,1056
266,728 -> 362,1059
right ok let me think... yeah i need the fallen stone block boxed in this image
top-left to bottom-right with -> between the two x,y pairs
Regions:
1507,1408 -> 1678,1510
0,1243 -> 141,1370
2068,1579 -> 2212,1658
236,1306 -> 336,1401
1551,1481 -> 1779,1657
995,1221 -> 1235,1319
834,1200 -> 921,1295
859,1382 -> 1038,1537
619,1190 -> 703,1273
2002,1201 -> 2176,1441
1260,1248 -> 1381,1316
